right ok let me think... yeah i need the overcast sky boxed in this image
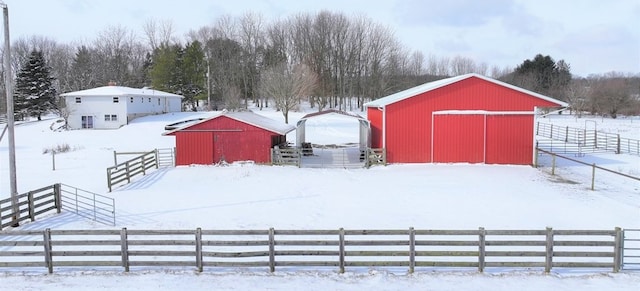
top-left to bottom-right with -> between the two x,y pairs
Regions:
3,0 -> 639,77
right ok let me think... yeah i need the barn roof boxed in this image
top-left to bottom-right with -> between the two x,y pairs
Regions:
163,111 -> 295,136
364,73 -> 568,108
61,86 -> 183,98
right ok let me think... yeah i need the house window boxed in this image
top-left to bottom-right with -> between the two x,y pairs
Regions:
148,97 -> 151,103
75,97 -> 81,103
113,97 -> 119,103
158,98 -> 160,105
104,114 -> 118,121
130,97 -> 133,103
141,97 -> 144,103
81,116 -> 93,128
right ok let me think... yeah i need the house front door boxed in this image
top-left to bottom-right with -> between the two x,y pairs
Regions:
81,116 -> 94,129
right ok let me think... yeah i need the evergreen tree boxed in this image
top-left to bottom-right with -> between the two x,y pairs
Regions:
149,44 -> 180,93
181,41 -> 206,110
510,54 -> 572,100
14,50 -> 57,120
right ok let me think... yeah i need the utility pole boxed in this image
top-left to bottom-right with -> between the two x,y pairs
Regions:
207,60 -> 211,111
1,2 -> 19,226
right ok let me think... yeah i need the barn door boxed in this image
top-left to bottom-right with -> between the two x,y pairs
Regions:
213,134 -> 224,163
432,114 -> 485,163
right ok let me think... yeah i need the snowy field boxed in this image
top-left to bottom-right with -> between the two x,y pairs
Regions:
0,106 -> 639,290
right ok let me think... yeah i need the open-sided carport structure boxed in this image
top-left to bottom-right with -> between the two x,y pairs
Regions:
364,73 -> 567,165
295,109 -> 371,168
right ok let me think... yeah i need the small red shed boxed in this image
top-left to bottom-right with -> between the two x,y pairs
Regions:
364,74 -> 567,165
163,111 -> 295,165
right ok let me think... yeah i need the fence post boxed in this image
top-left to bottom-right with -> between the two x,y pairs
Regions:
113,150 -> 117,166
339,228 -> 345,274
126,161 -> 131,183
107,168 -> 111,192
121,228 -> 130,272
54,183 -> 62,213
591,163 -> 596,191
614,227 -> 622,272
43,228 -> 53,274
616,135 -> 620,154
52,151 -> 56,171
533,147 -> 538,168
409,227 -> 415,274
479,227 -> 486,273
155,149 -> 159,169
545,227 -> 553,273
551,154 -> 556,175
27,191 -> 35,221
268,228 -> 275,272
565,126 -> 569,142
196,228 -> 203,272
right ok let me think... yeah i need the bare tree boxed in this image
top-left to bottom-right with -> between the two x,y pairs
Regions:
566,78 -> 590,117
239,12 -> 265,108
260,63 -> 318,123
143,19 -> 176,50
93,25 -> 138,86
588,72 -> 631,118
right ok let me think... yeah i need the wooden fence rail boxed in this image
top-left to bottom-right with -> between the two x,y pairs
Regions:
107,150 -> 158,192
0,185 -> 61,230
0,227 -> 623,274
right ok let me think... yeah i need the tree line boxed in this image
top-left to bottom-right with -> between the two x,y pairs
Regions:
0,11 -> 638,123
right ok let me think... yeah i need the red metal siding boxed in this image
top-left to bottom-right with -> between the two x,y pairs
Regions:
175,132 -> 214,165
485,115 -> 534,165
173,116 -> 280,165
367,107 -> 383,148
383,76 -> 560,164
433,114 -> 485,163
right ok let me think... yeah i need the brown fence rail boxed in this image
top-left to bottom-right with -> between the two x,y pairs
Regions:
365,148 -> 387,168
271,147 -> 301,167
536,122 -> 640,156
107,150 -> 158,192
0,227 -> 624,274
0,185 -> 61,230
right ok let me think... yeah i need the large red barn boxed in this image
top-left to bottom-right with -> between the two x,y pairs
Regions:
364,74 -> 567,165
163,111 -> 295,165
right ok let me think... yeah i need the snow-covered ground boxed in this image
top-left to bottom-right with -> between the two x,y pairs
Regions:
0,106 -> 639,290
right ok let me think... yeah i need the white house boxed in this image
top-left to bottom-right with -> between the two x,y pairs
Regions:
60,85 -> 183,129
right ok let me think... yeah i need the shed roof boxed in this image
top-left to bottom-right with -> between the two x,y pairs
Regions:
61,86 -> 183,98
364,73 -> 568,108
163,111 -> 296,136
300,109 -> 366,121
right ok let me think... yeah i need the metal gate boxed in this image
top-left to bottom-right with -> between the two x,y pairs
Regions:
622,229 -> 640,270
156,148 -> 175,167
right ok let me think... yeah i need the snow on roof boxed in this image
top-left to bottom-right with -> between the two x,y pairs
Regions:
364,73 -> 568,108
60,86 -> 184,98
163,110 -> 295,136
300,109 -> 366,121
